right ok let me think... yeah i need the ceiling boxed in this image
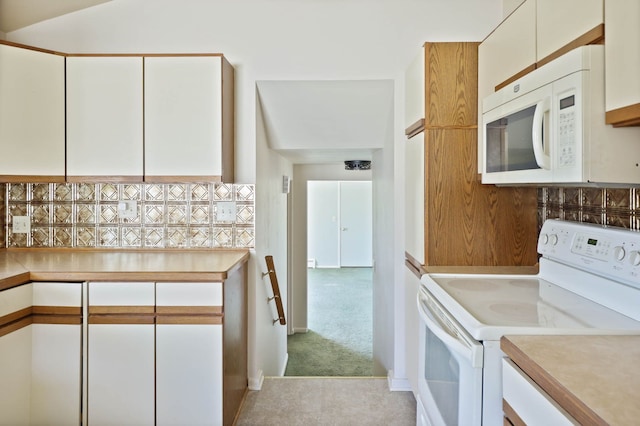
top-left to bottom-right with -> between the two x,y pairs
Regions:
257,80 -> 394,165
2,0 -> 396,167
0,0 -> 110,33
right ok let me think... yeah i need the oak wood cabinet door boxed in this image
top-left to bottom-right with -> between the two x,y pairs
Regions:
155,282 -> 224,426
144,56 -> 234,182
87,282 -> 155,426
66,56 -> 144,181
605,0 -> 640,126
0,44 -> 65,181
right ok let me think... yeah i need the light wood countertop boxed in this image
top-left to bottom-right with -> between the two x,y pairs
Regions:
0,249 -> 250,289
502,334 -> 640,425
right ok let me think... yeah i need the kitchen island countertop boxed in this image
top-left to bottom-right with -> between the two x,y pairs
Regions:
501,334 -> 640,425
0,249 -> 250,289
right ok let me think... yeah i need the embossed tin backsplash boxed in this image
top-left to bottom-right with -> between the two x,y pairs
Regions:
538,187 -> 639,230
2,182 -> 254,249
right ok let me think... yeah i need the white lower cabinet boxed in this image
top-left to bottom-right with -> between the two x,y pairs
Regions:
88,324 -> 155,425
87,281 -> 224,426
0,282 -> 82,426
156,324 -> 223,425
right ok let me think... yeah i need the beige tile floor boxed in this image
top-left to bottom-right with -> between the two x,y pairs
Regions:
236,377 -> 416,425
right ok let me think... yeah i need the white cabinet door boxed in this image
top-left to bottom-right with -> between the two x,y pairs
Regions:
404,267 -> 420,396
478,0 -> 536,97
66,56 -> 144,179
605,0 -> 640,123
144,56 -> 223,179
537,0 -> 603,62
405,47 -> 425,131
87,282 -> 155,426
0,44 -> 65,179
31,282 -> 82,426
156,282 -> 224,426
156,324 -> 223,426
405,133 -> 424,265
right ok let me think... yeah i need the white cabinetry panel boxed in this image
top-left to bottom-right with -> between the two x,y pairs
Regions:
87,324 -> 155,426
0,44 -> 65,179
156,281 -> 222,306
404,133 -> 424,265
404,48 -> 425,130
156,324 -> 223,426
144,56 -> 223,178
66,56 -> 144,178
605,0 -> 640,123
0,327 -> 32,425
536,0 -> 603,62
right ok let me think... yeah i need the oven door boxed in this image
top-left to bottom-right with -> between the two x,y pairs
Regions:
417,286 -> 483,426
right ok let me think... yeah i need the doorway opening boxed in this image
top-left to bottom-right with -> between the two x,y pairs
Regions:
285,180 -> 373,376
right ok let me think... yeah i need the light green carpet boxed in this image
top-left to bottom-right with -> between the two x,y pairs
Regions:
285,267 -> 373,376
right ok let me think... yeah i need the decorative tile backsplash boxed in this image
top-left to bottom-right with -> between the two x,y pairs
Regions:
2,182 -> 254,249
538,187 -> 638,231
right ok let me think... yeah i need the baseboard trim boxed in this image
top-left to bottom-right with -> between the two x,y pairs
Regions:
248,369 -> 264,390
291,327 -> 308,333
387,370 -> 411,392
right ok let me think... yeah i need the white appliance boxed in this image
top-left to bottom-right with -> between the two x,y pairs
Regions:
481,45 -> 640,186
416,219 -> 640,425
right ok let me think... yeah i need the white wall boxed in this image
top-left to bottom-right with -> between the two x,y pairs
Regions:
7,0 -> 503,387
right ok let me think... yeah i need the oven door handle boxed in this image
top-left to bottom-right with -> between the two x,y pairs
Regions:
417,290 -> 483,368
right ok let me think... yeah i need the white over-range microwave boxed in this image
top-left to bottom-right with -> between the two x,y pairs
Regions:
481,45 -> 640,186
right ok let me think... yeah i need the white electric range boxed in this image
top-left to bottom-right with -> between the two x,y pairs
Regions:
416,219 -> 640,426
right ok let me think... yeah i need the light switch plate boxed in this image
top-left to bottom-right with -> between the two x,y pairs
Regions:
118,200 -> 138,220
13,216 -> 30,233
216,201 -> 237,222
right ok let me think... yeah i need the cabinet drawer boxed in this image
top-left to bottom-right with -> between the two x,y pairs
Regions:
502,358 -> 578,425
155,282 -> 222,307
88,282 -> 155,306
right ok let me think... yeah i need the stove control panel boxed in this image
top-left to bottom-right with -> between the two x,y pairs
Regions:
538,219 -> 640,285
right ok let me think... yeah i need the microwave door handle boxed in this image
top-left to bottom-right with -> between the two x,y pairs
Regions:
416,292 -> 482,368
532,99 -> 551,169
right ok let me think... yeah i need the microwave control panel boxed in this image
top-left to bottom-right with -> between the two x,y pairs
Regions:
557,94 -> 576,168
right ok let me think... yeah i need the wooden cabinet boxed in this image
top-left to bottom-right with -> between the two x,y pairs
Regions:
0,43 -> 65,181
404,42 -> 538,268
66,56 -> 144,181
605,0 -> 640,126
0,282 -> 82,426
144,56 -> 235,182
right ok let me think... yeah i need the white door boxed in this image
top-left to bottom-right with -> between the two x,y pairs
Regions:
339,181 -> 372,267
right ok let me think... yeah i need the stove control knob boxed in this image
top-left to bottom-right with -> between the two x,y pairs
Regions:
630,251 -> 640,267
540,233 -> 549,245
613,246 -> 626,261
549,234 -> 558,246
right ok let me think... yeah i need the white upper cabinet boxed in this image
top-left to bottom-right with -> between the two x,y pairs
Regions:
536,0 -> 603,63
66,56 -> 144,180
0,43 -> 65,180
404,47 -> 425,136
605,0 -> 640,126
478,0 -> 536,97
144,56 -> 233,181
480,0 -> 603,96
